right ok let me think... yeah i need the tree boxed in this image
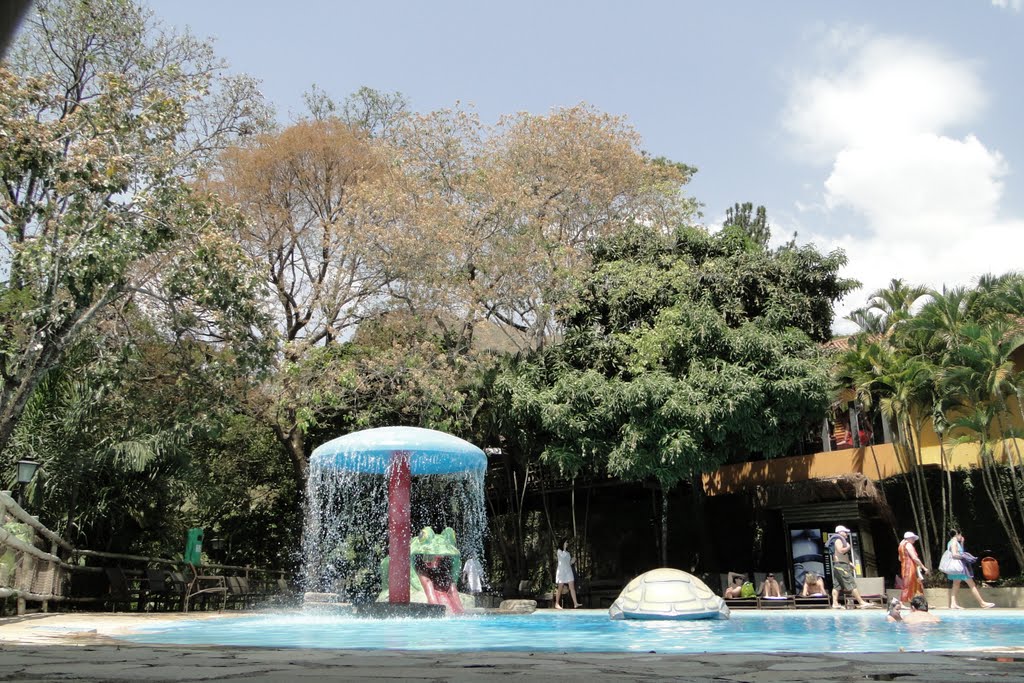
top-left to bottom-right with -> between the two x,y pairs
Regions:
835,272 -> 1024,567
207,118 -> 392,480
0,0 -> 269,455
365,105 -> 698,353
862,278 -> 930,334
493,222 -> 854,567
944,321 -> 1024,568
303,84 -> 409,139
722,202 -> 770,249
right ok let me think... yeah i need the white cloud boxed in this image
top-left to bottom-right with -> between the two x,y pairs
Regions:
824,133 -> 1006,233
782,33 -> 1022,331
784,38 -> 985,161
992,0 -> 1022,12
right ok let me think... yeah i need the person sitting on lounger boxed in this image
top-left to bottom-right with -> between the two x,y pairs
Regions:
801,571 -> 826,596
724,572 -> 748,599
760,573 -> 782,598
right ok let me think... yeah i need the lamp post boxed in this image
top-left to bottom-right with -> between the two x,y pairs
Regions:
209,537 -> 224,563
15,458 -> 40,508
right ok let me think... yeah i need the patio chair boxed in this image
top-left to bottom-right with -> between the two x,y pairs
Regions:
184,566 -> 227,612
144,568 -> 182,611
272,576 -> 298,606
226,576 -> 259,609
794,593 -> 831,608
103,567 -> 144,612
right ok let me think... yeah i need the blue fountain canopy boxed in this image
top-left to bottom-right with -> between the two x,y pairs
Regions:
310,426 -> 487,475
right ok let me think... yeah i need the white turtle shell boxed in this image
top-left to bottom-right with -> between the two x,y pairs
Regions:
608,568 -> 730,621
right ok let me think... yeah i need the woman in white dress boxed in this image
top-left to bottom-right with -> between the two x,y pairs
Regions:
555,538 -> 581,609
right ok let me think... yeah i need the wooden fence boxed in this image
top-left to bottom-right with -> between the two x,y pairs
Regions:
0,490 -> 292,615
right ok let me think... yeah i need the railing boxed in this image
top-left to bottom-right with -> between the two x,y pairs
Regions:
1,490 -> 293,615
0,490 -> 73,614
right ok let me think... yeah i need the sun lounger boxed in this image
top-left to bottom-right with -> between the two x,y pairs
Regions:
845,576 -> 886,607
724,597 -> 759,610
757,595 -> 796,609
144,568 -> 185,611
794,594 -> 830,608
184,566 -> 227,612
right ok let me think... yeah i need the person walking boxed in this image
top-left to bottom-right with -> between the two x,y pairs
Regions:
830,525 -> 875,608
898,531 -> 928,605
554,538 -> 581,609
942,530 -> 995,609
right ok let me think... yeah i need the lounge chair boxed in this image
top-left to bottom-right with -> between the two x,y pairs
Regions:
226,576 -> 259,609
184,566 -> 227,612
794,593 -> 830,608
753,572 -> 795,609
720,572 -> 758,610
846,576 -> 886,607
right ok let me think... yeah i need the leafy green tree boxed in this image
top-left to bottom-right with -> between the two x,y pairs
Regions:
0,0 -> 270,454
861,278 -> 930,334
722,202 -> 770,249
493,222 -> 854,566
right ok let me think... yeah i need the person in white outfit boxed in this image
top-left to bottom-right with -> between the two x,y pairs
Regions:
555,538 -> 581,609
461,556 -> 483,594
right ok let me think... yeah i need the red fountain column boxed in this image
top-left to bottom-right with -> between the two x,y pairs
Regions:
387,450 -> 412,603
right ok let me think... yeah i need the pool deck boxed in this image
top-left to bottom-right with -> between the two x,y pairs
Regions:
1,611 -> 1023,682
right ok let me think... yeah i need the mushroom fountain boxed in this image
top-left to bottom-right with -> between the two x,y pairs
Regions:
302,426 -> 487,615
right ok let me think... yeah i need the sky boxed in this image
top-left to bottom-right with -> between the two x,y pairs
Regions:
148,0 -> 1024,334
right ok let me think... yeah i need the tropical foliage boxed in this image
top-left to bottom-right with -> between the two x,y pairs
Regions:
835,274 -> 1024,566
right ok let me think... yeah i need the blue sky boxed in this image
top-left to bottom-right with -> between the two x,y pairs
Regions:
150,0 -> 1024,332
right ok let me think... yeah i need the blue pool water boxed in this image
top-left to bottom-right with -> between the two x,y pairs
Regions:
122,609 -> 1024,653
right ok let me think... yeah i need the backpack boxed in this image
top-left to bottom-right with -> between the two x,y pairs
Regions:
740,581 -> 756,598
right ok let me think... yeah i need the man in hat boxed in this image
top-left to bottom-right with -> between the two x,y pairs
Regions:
830,525 -> 876,609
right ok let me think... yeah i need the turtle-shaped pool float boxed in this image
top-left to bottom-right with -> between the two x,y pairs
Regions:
608,568 -> 730,620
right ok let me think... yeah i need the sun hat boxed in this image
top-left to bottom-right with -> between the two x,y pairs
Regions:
835,525 -> 851,534
904,531 -> 919,541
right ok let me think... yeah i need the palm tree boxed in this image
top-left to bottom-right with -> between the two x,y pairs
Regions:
943,320 -> 1024,568
834,331 -> 939,563
865,278 -> 931,334
845,308 -> 886,335
947,402 -> 1024,569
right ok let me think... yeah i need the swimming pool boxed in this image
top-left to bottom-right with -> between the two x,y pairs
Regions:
122,609 -> 1024,653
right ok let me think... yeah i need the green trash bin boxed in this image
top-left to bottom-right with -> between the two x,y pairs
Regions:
184,528 -> 204,565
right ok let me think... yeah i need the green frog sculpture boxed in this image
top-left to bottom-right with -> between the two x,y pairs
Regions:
378,526 -> 467,613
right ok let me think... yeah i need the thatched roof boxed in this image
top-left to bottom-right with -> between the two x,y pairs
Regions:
756,473 -> 894,524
